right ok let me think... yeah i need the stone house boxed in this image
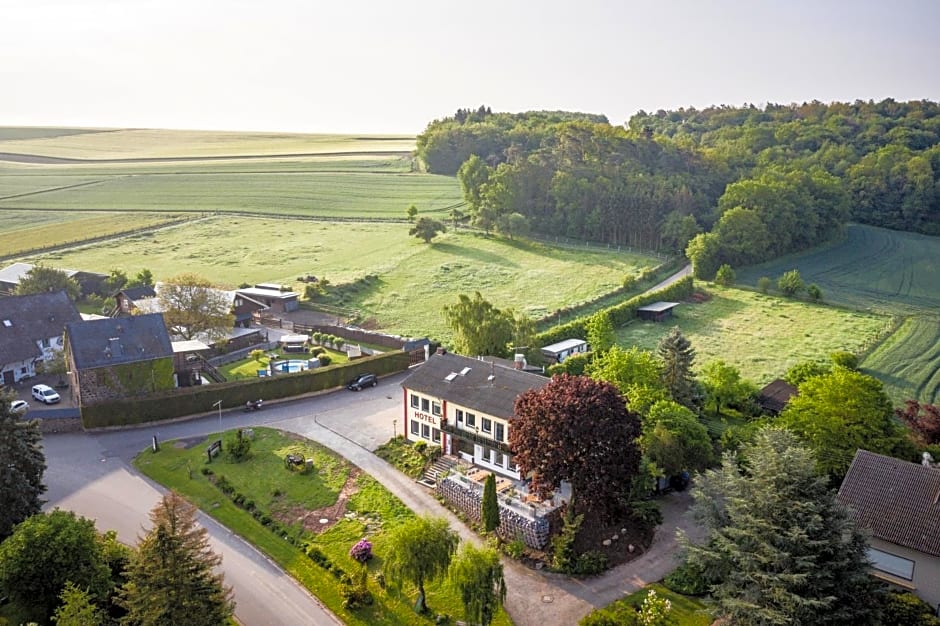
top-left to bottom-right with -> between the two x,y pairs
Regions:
0,291 -> 82,385
65,313 -> 175,405
838,449 -> 940,612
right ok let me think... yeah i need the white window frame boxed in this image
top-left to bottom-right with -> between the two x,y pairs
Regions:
421,423 -> 431,439
410,420 -> 420,435
482,417 -> 492,433
410,394 -> 420,408
466,412 -> 476,428
432,402 -> 442,416
421,398 -> 430,412
456,409 -> 464,423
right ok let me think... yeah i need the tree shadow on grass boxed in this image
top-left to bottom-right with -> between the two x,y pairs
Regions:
429,241 -> 519,268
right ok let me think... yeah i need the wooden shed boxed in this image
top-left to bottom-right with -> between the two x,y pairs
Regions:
636,301 -> 680,322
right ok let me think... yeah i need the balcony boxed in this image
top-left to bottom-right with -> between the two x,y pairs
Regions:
440,420 -> 512,454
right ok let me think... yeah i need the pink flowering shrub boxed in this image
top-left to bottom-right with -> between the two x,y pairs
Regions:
349,538 -> 373,563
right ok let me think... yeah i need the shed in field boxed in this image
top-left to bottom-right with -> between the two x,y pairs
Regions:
540,338 -> 589,364
636,301 -> 680,322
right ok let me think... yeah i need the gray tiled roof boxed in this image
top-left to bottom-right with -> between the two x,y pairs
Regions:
838,450 -> 940,558
401,352 -> 548,420
66,313 -> 173,370
119,286 -> 157,301
0,291 -> 82,364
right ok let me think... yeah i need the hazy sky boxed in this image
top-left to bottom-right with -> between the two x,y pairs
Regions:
2,0 -> 939,134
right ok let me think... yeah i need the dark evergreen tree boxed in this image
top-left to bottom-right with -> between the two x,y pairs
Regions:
0,392 -> 46,539
657,327 -> 700,411
118,491 -> 234,626
681,427 -> 882,625
481,473 -> 500,533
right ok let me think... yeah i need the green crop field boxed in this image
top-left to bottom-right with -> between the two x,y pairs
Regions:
28,217 -> 660,341
735,224 -> 940,402
0,128 -> 416,159
613,286 -> 889,386
0,210 -> 190,258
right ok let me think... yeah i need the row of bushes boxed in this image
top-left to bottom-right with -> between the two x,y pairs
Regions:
81,350 -> 411,429
536,275 -> 695,346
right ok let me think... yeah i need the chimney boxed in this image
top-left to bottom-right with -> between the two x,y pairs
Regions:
513,354 -> 525,370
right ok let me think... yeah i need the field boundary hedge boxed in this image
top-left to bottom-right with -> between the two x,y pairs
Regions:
81,351 -> 410,429
535,275 -> 695,346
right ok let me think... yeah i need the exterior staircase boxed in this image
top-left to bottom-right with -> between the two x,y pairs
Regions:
418,455 -> 458,488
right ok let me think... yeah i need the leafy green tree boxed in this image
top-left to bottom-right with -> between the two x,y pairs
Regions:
641,400 -> 713,476
660,211 -> 701,255
713,264 -> 735,286
587,346 -> 667,415
511,375 -> 642,520
681,427 -> 882,626
0,392 -> 46,539
713,206 -> 770,267
783,360 -> 830,388
495,212 -> 530,240
829,350 -> 858,370
700,360 -> 755,415
53,582 -> 105,626
0,510 -> 113,624
776,269 -> 805,296
406,203 -> 418,221
457,154 -> 491,214
481,473 -> 500,533
586,310 -> 615,355
448,206 -> 466,229
409,217 -> 446,243
778,368 -> 910,479
383,515 -> 458,614
685,232 -> 722,280
104,268 -> 129,295
806,283 -> 823,301
657,327 -> 700,411
118,491 -> 234,626
126,268 -> 154,288
442,292 -> 515,357
879,590 -> 940,626
448,543 -> 506,626
159,273 -> 235,341
756,276 -> 772,294
15,264 -> 81,301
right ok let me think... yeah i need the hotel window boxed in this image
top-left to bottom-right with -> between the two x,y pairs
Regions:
410,420 -> 420,435
422,424 -> 431,439
432,428 -> 441,443
466,413 -> 476,428
456,409 -> 464,423
482,418 -> 492,434
421,398 -> 430,412
494,423 -> 504,442
866,548 -> 914,580
432,402 -> 442,416
410,394 -> 420,408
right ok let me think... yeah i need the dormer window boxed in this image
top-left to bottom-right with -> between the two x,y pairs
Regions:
2,320 -> 11,327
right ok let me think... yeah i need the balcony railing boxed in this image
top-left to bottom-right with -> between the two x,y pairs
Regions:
440,420 -> 512,453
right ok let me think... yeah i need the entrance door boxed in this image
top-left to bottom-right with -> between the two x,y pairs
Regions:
2,370 -> 13,386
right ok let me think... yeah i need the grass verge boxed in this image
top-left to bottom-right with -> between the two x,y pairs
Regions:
581,583 -> 711,626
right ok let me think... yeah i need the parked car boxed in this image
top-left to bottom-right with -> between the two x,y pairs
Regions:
10,400 -> 29,415
31,384 -> 61,404
346,373 -> 377,391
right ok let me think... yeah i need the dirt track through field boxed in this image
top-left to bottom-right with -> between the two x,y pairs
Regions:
0,150 -> 411,164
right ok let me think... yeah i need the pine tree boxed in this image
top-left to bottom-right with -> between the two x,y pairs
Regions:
0,393 -> 46,539
481,473 -> 500,533
119,491 -> 234,626
53,582 -> 105,626
681,427 -> 882,625
657,327 -> 699,411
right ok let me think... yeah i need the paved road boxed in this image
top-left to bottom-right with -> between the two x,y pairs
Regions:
42,373 -> 700,625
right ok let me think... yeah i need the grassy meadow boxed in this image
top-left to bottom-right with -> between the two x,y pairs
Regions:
613,285 -> 889,386
134,427 -> 510,626
30,219 -> 659,341
861,317 -> 940,404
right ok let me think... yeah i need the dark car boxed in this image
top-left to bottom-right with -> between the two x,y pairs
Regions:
346,373 -> 377,391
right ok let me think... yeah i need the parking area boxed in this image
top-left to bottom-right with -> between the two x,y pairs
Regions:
3,373 -> 78,416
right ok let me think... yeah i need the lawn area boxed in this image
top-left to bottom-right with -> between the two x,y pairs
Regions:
861,316 -> 940,404
613,285 -> 890,386
30,221 -> 660,343
580,583 -> 711,626
134,427 -> 511,626
220,349 -> 348,380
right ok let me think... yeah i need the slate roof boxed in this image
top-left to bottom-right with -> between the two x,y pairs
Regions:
757,378 -> 798,413
66,313 -> 173,370
119,286 -> 157,302
402,352 -> 548,420
838,450 -> 940,558
0,291 -> 82,364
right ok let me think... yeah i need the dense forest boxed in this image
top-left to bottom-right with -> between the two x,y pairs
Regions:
416,100 -> 940,277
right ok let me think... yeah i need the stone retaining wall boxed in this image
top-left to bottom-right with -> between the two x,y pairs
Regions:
437,476 -> 553,549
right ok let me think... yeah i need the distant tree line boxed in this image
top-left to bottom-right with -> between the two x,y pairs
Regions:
416,100 -> 940,274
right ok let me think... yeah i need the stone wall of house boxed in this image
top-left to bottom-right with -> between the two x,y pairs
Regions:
437,476 -> 553,550
77,358 -> 174,406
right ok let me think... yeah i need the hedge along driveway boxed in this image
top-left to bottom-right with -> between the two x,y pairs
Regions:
81,351 -> 410,428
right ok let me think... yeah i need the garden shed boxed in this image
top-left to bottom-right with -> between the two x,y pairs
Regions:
636,301 -> 680,322
540,338 -> 589,364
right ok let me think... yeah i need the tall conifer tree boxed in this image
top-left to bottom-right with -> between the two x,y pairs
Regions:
0,393 -> 46,539
657,327 -> 699,410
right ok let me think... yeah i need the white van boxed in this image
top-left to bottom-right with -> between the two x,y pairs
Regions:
31,384 -> 61,404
